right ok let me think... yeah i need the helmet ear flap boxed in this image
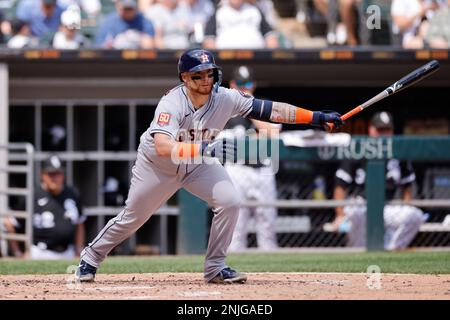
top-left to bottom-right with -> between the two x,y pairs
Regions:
213,68 -> 220,83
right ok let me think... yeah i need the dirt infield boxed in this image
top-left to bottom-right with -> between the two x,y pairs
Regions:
1,273 -> 450,300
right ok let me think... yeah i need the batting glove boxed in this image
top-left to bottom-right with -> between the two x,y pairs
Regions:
312,111 -> 344,130
201,139 -> 237,163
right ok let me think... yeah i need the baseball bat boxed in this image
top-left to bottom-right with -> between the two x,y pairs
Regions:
328,59 -> 440,131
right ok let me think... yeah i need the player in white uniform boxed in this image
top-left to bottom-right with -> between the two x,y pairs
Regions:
223,65 -> 280,252
77,49 -> 343,284
327,111 -> 424,250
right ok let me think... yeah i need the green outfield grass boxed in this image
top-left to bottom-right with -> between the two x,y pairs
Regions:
0,251 -> 449,275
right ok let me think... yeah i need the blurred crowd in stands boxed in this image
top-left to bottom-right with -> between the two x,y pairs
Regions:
0,0 -> 448,50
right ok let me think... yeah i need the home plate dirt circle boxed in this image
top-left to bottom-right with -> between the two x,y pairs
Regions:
1,273 -> 449,300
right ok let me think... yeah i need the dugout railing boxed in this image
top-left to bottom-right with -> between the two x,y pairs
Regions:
0,143 -> 34,257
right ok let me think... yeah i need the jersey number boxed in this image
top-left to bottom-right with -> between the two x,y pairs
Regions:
33,211 -> 55,229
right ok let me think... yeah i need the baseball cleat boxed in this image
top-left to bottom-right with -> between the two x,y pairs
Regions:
76,260 -> 97,283
208,267 -> 247,284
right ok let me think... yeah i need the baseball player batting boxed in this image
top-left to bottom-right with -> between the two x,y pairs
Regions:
77,49 -> 343,284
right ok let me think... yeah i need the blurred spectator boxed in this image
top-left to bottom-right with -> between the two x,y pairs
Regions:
59,0 -> 102,18
300,0 -> 344,45
1,21 -> 12,45
246,0 -> 278,28
145,0 -> 190,49
138,0 -> 158,13
224,65 -> 280,252
425,0 -> 450,49
95,0 -> 155,49
308,0 -> 395,46
339,0 -> 361,46
325,112 -> 425,250
296,0 -> 336,44
423,0 -> 448,19
0,10 -> 5,44
16,0 -> 65,44
391,0 -> 442,49
53,4 -> 89,49
179,0 -> 215,45
203,0 -> 279,49
312,0 -> 328,18
7,18 -> 39,48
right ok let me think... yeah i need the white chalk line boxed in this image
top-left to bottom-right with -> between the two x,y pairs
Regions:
122,296 -> 158,300
178,291 -> 222,297
83,285 -> 155,291
247,272 -> 437,276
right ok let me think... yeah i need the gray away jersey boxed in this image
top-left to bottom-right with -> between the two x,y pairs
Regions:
140,85 -> 254,174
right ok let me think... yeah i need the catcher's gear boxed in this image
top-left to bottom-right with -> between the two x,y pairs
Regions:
178,48 -> 222,91
201,139 -> 237,164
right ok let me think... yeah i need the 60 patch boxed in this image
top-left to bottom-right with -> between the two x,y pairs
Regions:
157,112 -> 171,126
